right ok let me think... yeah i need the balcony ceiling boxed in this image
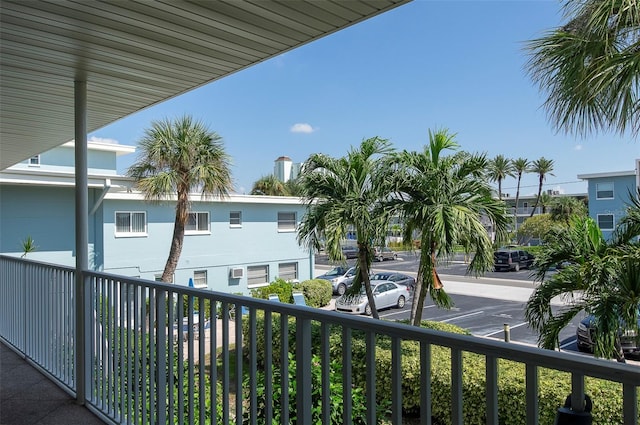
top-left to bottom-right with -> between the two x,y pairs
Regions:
0,0 -> 410,170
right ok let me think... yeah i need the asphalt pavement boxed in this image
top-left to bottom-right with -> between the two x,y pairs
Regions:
313,252 -> 640,364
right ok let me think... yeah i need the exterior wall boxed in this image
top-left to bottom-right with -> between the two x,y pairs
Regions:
0,184 -> 101,266
10,143 -> 122,176
100,197 -> 312,294
584,174 -> 637,240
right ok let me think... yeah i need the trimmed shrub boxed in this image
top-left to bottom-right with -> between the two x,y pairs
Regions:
250,278 -> 294,303
245,314 -> 637,424
293,279 -> 332,308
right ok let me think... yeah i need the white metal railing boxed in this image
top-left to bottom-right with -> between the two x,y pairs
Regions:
1,255 -> 638,424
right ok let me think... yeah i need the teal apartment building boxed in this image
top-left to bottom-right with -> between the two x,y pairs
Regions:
0,141 -> 313,293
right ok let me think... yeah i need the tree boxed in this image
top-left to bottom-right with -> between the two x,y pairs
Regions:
389,129 -> 510,326
128,115 -> 233,283
250,175 -> 289,196
525,193 -> 640,360
511,157 -> 531,229
297,137 -> 394,319
487,155 -> 514,200
549,195 -> 587,225
529,157 -> 555,217
526,0 -> 639,137
517,214 -> 556,245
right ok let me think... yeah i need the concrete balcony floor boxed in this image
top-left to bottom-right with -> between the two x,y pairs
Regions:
0,342 -> 103,425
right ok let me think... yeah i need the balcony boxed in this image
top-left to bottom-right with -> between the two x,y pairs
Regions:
1,255 -> 638,424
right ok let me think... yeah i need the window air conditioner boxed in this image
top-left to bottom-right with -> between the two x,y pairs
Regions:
230,267 -> 244,279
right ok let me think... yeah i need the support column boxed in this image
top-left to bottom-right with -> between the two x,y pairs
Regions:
74,80 -> 88,405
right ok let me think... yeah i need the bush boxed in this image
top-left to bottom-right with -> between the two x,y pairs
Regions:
293,279 -> 332,308
250,278 -> 294,303
245,315 -> 636,424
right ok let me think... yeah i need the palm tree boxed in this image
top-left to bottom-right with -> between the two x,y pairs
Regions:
512,157 -> 531,229
128,115 -> 233,283
250,175 -> 289,196
539,192 -> 553,214
297,137 -> 394,319
525,191 -> 640,360
550,196 -> 587,225
526,0 -> 639,137
487,155 -> 514,200
389,129 -> 510,326
529,157 -> 555,217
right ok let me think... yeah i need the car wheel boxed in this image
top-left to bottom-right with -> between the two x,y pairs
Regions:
514,263 -> 520,272
393,254 -> 398,260
364,304 -> 372,316
397,296 -> 405,309
376,256 -> 383,262
337,283 -> 346,296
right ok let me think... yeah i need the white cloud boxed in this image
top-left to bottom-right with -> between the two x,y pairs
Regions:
89,136 -> 119,144
290,123 -> 316,134
574,144 -> 583,151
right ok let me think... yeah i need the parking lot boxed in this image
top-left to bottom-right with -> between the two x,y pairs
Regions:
315,253 -> 638,363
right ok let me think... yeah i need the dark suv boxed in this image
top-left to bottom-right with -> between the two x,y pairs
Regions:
493,249 -> 535,272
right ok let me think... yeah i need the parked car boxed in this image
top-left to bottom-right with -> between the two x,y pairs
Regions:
576,310 -> 640,358
373,246 -> 397,262
335,280 -> 409,316
315,266 -> 356,295
493,249 -> 535,272
341,245 -> 358,259
370,271 -> 416,292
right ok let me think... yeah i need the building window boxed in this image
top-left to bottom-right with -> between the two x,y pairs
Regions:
596,182 -> 614,199
193,270 -> 207,288
278,262 -> 298,282
597,214 -> 614,230
155,274 -> 174,283
29,155 -> 40,166
185,212 -> 209,234
230,211 -> 242,227
115,212 -> 146,236
247,265 -> 269,287
277,212 -> 296,232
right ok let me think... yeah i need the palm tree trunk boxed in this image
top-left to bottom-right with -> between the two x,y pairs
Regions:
410,238 -> 435,326
161,191 -> 188,282
530,176 -> 543,217
514,175 -> 522,231
358,243 -> 379,319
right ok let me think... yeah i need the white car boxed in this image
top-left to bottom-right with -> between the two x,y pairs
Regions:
335,280 -> 409,315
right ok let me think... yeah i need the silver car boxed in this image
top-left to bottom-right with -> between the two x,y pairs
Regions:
335,280 -> 409,316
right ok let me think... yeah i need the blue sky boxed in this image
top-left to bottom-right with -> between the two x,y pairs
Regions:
91,1 -> 639,196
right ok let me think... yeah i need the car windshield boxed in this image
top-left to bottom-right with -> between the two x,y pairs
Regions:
371,274 -> 389,280
324,268 -> 343,277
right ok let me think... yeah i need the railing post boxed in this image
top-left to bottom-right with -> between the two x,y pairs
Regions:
296,317 -> 312,425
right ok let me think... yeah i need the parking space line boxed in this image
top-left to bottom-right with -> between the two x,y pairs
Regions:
441,311 -> 484,323
560,338 -> 576,349
483,321 -> 529,337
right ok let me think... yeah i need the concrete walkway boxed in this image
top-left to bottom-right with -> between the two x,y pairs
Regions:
0,342 -> 103,425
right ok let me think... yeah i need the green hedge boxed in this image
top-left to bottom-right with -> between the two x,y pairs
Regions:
244,314 -> 637,424
249,278 -> 332,308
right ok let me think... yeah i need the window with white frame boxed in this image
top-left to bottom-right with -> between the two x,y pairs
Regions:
193,270 -> 207,288
597,214 -> 614,230
115,211 -> 147,236
277,212 -> 296,232
278,262 -> 298,282
230,211 -> 242,227
247,265 -> 269,287
29,155 -> 40,166
596,182 -> 614,199
185,212 -> 209,234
